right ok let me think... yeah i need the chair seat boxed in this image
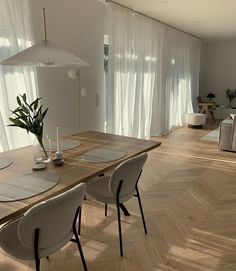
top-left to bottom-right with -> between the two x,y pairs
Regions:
87,176 -> 117,204
0,217 -> 73,260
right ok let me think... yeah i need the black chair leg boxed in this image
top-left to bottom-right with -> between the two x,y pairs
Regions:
34,228 -> 41,271
73,228 -> 88,271
35,259 -> 40,271
136,186 -> 147,234
78,206 -> 82,235
105,203 -> 108,217
116,202 -> 123,257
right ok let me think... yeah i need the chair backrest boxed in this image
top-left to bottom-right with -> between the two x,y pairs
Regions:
18,183 -> 86,250
109,153 -> 148,201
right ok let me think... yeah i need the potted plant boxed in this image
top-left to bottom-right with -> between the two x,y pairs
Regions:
206,93 -> 215,101
225,88 -> 236,108
9,93 -> 49,159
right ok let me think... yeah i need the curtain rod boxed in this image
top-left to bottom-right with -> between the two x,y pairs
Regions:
106,0 -> 201,40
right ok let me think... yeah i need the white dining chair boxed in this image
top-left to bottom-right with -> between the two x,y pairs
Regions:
86,152 -> 148,257
0,183 -> 88,271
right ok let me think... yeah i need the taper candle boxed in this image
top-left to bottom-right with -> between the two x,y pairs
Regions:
56,127 -> 59,153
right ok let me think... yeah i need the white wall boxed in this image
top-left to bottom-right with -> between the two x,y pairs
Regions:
201,41 -> 236,108
29,0 -> 106,138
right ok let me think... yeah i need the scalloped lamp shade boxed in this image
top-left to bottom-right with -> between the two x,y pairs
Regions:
1,40 -> 89,67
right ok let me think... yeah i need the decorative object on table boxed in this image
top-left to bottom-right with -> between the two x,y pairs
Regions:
0,172 -> 60,202
33,135 -> 51,164
206,93 -> 215,101
8,93 -> 49,163
55,126 -> 63,160
52,158 -> 64,166
0,1 -> 89,68
0,158 -> 13,170
225,88 -> 236,108
82,148 -> 127,163
32,163 -> 47,170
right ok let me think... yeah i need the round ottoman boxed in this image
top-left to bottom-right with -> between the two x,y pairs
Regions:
185,113 -> 206,129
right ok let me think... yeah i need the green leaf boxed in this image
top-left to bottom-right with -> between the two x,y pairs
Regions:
22,93 -> 27,103
42,107 -> 48,120
30,98 -> 38,111
9,118 -> 27,129
21,104 -> 29,114
16,96 -> 21,106
34,98 -> 39,110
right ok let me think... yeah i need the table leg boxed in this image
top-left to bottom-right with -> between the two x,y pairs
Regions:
210,111 -> 216,123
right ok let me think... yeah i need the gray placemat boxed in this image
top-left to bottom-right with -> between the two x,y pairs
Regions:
0,172 -> 60,202
0,158 -> 13,170
82,148 -> 127,163
45,140 -> 81,152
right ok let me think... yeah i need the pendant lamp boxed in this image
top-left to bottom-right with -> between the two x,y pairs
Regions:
1,2 -> 89,67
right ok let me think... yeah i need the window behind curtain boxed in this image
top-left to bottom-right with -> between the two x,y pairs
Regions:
0,0 -> 38,152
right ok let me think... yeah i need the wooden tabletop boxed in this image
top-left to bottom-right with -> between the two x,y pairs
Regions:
0,131 -> 161,225
197,102 -> 218,106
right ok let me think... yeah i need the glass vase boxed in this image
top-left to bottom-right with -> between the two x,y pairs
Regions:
33,135 -> 51,163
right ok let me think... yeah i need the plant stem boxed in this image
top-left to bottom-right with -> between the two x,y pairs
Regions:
37,135 -> 48,158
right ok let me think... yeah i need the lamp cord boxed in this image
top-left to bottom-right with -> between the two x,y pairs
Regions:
42,0 -> 48,41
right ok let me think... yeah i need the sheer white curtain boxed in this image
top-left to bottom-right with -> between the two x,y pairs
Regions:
106,4 -> 166,138
106,3 -> 202,138
164,28 -> 201,132
0,0 -> 37,152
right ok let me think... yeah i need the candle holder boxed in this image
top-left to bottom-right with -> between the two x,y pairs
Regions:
55,151 -> 63,160
52,158 -> 64,166
55,126 -> 63,160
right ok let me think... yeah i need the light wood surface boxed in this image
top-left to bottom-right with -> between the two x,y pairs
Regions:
0,127 -> 236,271
0,130 -> 160,225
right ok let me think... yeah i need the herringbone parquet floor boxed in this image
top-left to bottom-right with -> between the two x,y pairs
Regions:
1,126 -> 236,271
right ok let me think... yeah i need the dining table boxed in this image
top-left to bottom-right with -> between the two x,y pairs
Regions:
0,130 -> 161,226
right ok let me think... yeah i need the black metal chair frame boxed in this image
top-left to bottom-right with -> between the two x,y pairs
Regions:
106,170 -> 148,257
33,206 -> 88,271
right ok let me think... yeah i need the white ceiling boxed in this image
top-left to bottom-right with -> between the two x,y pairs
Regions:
112,0 -> 236,42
